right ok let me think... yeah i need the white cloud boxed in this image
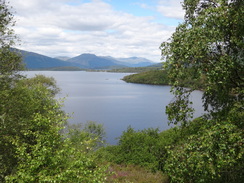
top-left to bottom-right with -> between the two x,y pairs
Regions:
157,0 -> 184,20
10,0 -> 178,62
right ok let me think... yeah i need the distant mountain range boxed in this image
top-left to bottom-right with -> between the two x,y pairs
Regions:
13,49 -> 156,70
54,56 -> 71,61
66,53 -> 126,69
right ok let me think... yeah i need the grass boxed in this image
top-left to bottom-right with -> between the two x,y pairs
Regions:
106,164 -> 169,183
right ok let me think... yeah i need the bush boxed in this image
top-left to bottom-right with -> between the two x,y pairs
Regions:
0,76 -> 107,182
164,120 -> 244,183
97,126 -> 181,172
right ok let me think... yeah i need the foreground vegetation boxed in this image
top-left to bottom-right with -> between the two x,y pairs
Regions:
1,0 -> 243,182
0,2 -> 107,182
159,0 -> 244,182
97,116 -> 243,182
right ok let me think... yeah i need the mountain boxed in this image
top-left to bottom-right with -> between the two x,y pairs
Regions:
66,53 -> 126,69
101,56 -> 155,67
14,48 -> 156,70
54,56 -> 71,61
115,57 -> 155,67
14,49 -> 81,69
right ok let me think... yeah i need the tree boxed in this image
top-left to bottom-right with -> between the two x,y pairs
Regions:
161,0 -> 244,126
0,1 -> 24,180
0,2 -> 107,181
1,76 -> 107,182
0,0 -> 23,86
160,0 -> 244,182
0,76 -> 64,181
164,119 -> 244,183
64,121 -> 106,152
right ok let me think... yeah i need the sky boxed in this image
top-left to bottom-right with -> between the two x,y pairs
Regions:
10,0 -> 184,62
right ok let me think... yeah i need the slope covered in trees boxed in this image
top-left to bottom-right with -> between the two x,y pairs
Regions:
122,68 -> 206,89
122,70 -> 169,85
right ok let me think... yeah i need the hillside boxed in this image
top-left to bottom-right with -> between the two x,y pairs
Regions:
13,49 -> 157,70
66,53 -> 126,69
122,68 -> 206,89
122,70 -> 169,85
101,56 -> 155,67
109,63 -> 163,73
54,56 -> 71,61
116,57 -> 155,67
13,49 -> 81,70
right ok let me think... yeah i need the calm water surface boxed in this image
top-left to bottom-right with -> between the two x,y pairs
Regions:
25,71 -> 205,144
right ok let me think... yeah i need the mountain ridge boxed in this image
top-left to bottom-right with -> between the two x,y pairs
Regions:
13,48 -> 156,70
13,49 -> 81,69
66,53 -> 127,69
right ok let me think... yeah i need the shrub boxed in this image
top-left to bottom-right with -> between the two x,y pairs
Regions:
164,121 -> 244,183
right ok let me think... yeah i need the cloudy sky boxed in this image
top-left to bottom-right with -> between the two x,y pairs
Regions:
10,0 -> 184,62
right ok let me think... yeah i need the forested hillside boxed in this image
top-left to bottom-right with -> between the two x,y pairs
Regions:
122,70 -> 169,85
122,68 -> 206,90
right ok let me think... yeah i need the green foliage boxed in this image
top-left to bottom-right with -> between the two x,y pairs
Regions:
0,2 -> 107,181
160,0 -> 244,182
109,65 -> 162,73
173,67 -> 207,90
5,132 -> 106,182
166,87 -> 195,126
21,74 -> 61,95
84,121 -> 106,148
0,75 -> 63,180
164,120 -> 244,183
97,127 -> 181,172
0,1 -> 16,47
64,121 -> 106,152
115,127 -> 159,170
0,75 -> 107,182
0,1 -> 23,89
122,70 -> 169,85
161,0 -> 244,124
122,68 -> 206,89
